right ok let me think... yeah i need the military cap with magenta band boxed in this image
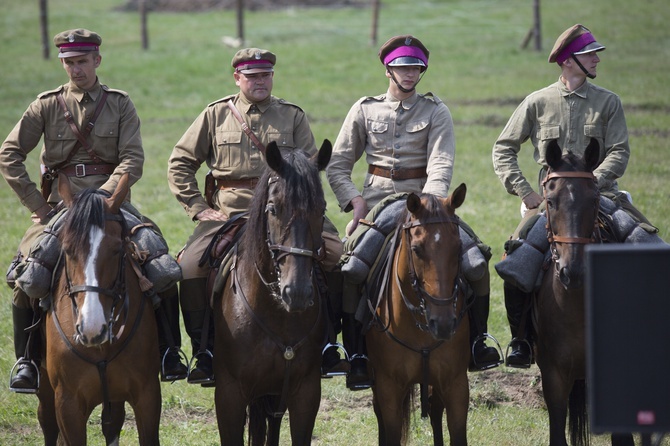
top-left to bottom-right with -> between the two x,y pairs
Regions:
232,48 -> 276,74
378,35 -> 429,72
549,24 -> 605,64
53,28 -> 102,59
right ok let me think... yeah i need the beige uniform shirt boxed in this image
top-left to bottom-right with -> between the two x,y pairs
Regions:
492,78 -> 630,199
327,91 -> 455,212
168,93 -> 316,220
0,79 -> 144,211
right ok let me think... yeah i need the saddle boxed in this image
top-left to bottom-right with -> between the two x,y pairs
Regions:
198,213 -> 248,306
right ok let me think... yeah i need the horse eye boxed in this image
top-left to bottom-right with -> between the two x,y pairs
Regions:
411,244 -> 425,259
265,204 -> 276,216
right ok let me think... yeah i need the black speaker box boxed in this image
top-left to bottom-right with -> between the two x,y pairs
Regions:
586,243 -> 670,434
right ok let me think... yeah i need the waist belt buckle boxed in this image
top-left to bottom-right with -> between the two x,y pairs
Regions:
75,164 -> 86,177
389,168 -> 397,180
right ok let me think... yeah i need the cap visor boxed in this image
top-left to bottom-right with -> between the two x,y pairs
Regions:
58,50 -> 93,58
574,41 -> 606,55
237,67 -> 274,74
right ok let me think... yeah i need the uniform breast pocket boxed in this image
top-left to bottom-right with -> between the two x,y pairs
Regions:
94,123 -> 120,155
367,119 -> 389,148
267,132 -> 295,150
405,119 -> 429,144
538,125 -> 560,141
216,131 -> 243,167
44,124 -> 76,161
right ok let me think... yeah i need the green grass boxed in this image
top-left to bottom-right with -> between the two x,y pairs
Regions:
1,0 -> 669,444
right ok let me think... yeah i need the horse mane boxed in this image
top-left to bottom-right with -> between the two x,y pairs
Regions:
242,149 -> 326,263
400,193 -> 449,222
550,151 -> 589,172
60,188 -> 107,257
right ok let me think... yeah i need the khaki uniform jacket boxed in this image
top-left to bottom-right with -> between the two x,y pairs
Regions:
168,93 -> 316,220
327,91 -> 455,212
0,79 -> 144,211
492,78 -> 630,199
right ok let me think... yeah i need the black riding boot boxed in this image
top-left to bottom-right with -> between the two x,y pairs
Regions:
320,270 -> 350,377
9,305 -> 40,393
155,284 -> 188,381
504,282 -> 533,368
180,278 -> 215,385
468,294 -> 502,371
342,312 -> 371,390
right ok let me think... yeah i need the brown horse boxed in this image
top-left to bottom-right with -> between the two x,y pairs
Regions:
37,173 -> 161,445
534,139 -> 634,446
213,140 -> 331,446
366,185 -> 471,446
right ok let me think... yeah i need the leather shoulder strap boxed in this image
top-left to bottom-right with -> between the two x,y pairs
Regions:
226,100 -> 266,155
55,90 -> 109,165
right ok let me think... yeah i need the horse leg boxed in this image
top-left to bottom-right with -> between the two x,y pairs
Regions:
441,373 -> 469,446
611,433 -> 635,446
428,392 -> 445,446
541,369 -> 571,446
37,374 -> 59,446
215,383 -> 247,446
101,402 -> 126,446
286,376 -> 321,446
130,379 -> 162,446
54,391 -> 93,446
371,376 -> 410,446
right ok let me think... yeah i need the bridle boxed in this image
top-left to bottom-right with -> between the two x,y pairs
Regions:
542,170 -> 600,267
381,212 -> 470,336
256,175 -> 325,301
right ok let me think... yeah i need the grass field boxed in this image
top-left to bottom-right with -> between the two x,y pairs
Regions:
1,0 -> 669,444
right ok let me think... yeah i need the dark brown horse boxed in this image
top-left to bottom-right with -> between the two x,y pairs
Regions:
37,173 -> 161,445
534,139 -> 634,446
366,185 -> 471,446
213,140 -> 331,446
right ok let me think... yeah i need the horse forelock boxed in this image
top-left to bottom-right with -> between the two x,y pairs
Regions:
61,189 -> 107,256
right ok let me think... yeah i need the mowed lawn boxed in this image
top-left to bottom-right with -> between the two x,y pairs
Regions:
0,0 -> 669,444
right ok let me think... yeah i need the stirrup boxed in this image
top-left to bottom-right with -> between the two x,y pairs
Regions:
470,333 -> 504,372
9,358 -> 40,394
187,349 -> 215,384
320,342 -> 350,378
160,347 -> 189,382
505,337 -> 534,369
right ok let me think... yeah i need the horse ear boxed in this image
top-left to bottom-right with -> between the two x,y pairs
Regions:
265,141 -> 283,173
448,183 -> 467,210
406,193 -> 422,214
58,173 -> 74,208
106,173 -> 130,213
314,139 -> 332,171
545,139 -> 562,170
584,137 -> 600,171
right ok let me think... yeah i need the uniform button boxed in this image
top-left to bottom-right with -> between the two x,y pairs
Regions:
394,144 -> 400,149
252,126 -> 257,131
395,133 -> 401,138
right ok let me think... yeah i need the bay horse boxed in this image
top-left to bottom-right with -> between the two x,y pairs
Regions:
534,139 -> 634,446
366,185 -> 471,446
37,173 -> 161,445
213,140 -> 331,446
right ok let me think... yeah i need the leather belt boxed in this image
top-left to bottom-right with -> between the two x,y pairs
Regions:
59,163 -> 116,178
368,164 -> 427,180
215,178 -> 260,190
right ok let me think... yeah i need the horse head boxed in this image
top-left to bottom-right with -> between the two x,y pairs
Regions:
543,138 -> 600,289
398,184 -> 466,340
58,173 -> 130,346
250,139 -> 331,312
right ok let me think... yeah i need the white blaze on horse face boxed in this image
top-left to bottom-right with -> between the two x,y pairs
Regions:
434,232 -> 441,244
80,225 -> 108,342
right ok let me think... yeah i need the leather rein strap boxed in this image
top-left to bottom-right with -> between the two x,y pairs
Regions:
226,100 -> 266,155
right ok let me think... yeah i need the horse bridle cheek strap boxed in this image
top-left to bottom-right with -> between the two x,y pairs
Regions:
542,171 -> 599,245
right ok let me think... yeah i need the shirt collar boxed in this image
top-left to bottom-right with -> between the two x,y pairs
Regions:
557,76 -> 589,99
67,78 -> 102,102
237,93 -> 273,113
386,90 -> 419,110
